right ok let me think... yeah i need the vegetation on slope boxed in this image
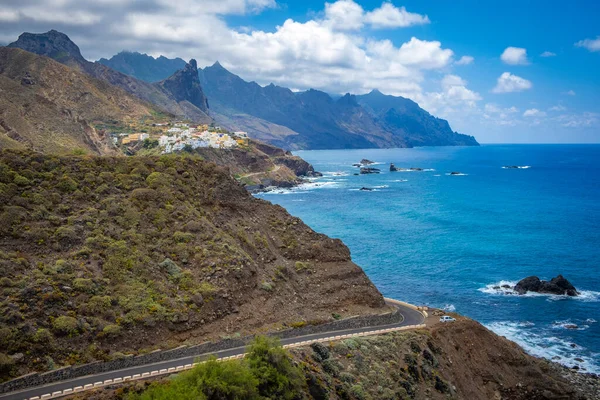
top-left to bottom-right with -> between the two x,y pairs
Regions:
0,150 -> 384,380
78,319 -> 589,400
0,47 -> 157,155
127,336 -> 305,400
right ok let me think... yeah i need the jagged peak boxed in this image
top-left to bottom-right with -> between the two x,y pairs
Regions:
187,59 -> 198,70
8,29 -> 85,63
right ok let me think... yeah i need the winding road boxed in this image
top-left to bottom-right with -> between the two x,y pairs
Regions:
0,299 -> 425,400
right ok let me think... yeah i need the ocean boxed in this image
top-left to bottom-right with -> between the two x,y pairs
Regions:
255,144 -> 600,373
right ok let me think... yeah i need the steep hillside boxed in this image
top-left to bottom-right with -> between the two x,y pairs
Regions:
7,31 -> 211,123
291,319 -> 584,399
78,318 -> 596,400
356,90 -> 478,147
0,47 -> 155,155
98,52 -> 186,83
199,62 -> 478,150
156,59 -> 209,114
0,150 -> 384,380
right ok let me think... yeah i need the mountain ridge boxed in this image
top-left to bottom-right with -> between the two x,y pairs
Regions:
7,30 -> 211,123
0,47 -> 158,154
198,62 -> 478,149
6,30 -> 478,149
98,51 -> 187,82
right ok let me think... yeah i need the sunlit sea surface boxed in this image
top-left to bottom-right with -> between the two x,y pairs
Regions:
255,145 -> 600,373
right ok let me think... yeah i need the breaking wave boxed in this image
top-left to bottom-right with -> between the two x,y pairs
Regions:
486,321 -> 599,373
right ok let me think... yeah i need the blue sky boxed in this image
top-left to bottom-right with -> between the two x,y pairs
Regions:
1,0 -> 599,143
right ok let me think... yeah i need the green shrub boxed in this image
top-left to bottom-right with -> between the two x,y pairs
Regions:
52,316 -> 79,335
73,278 -> 94,293
0,353 -> 15,374
88,296 -> 112,313
173,231 -> 194,243
349,384 -> 369,400
33,328 -> 54,344
260,281 -> 274,292
295,261 -> 311,272
245,336 -> 305,400
102,324 -> 122,338
57,175 -> 78,192
129,357 -> 259,400
158,258 -> 182,278
13,174 -> 31,186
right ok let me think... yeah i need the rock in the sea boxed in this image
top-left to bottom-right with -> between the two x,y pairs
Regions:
359,187 -> 373,191
390,163 -> 399,172
564,324 -> 579,330
352,163 -> 362,167
360,167 -> 380,174
360,159 -> 375,165
514,275 -> 579,296
450,172 -> 462,175
410,167 -> 423,171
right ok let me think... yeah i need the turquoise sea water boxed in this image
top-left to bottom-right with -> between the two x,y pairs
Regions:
255,144 -> 600,373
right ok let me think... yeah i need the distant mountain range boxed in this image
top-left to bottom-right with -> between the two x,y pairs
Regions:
198,63 -> 478,149
98,51 -> 187,83
4,30 -> 478,149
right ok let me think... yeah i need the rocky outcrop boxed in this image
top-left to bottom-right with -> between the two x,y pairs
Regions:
157,59 -> 209,113
360,167 -> 380,174
274,156 -> 322,177
360,159 -> 375,165
7,30 -> 87,66
390,163 -> 399,171
514,275 -> 579,296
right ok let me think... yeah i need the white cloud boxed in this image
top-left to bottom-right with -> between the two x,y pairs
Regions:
415,74 -> 481,118
455,55 -> 474,65
555,112 -> 599,128
549,105 -> 566,112
324,0 -> 364,31
492,72 -> 532,93
394,37 -> 454,69
575,36 -> 600,52
540,51 -> 556,57
564,90 -> 576,96
500,47 -> 529,65
523,108 -> 546,117
364,3 -> 430,29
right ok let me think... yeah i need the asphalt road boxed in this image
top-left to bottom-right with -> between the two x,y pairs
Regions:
1,300 -> 424,400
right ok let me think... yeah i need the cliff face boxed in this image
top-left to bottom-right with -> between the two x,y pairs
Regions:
291,319 -> 585,399
0,47 -> 154,155
157,59 -> 209,114
0,150 -> 384,380
191,139 -> 319,190
199,63 -> 478,150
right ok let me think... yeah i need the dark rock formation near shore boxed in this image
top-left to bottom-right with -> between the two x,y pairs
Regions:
360,167 -> 380,174
514,275 -> 579,296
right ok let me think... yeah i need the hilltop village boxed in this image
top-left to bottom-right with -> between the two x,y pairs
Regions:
111,122 -> 249,154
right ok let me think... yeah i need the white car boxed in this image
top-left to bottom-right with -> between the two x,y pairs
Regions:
440,315 -> 456,323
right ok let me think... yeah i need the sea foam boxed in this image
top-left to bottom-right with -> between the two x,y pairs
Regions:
485,321 -> 599,373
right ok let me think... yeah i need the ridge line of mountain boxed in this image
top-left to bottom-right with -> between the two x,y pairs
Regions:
5,30 -> 478,150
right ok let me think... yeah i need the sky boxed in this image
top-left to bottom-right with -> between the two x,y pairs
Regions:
1,0 -> 599,143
